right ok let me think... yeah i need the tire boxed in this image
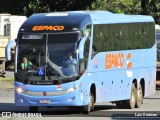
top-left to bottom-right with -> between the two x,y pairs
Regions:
135,84 -> 143,108
82,92 -> 94,114
126,83 -> 136,109
116,101 -> 126,109
29,106 -> 38,112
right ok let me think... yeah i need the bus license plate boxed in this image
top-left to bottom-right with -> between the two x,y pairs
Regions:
39,99 -> 50,103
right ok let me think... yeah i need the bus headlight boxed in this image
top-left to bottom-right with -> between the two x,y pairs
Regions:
64,85 -> 80,94
67,87 -> 75,92
16,87 -> 25,93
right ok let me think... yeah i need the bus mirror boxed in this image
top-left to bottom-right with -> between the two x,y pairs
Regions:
79,50 -> 84,59
78,37 -> 88,59
5,39 -> 15,61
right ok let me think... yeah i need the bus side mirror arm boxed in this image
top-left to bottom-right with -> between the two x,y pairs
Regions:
78,36 -> 88,59
5,39 -> 16,61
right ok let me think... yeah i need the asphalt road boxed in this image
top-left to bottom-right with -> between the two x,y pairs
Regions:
0,89 -> 160,119
0,71 -> 160,119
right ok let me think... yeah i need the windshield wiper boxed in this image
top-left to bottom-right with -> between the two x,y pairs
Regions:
45,61 -> 67,83
46,58 -> 66,76
25,69 -> 36,83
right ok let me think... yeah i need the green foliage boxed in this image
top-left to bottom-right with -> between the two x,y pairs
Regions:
0,0 -> 159,24
23,0 -> 93,17
0,77 -> 14,84
0,0 -> 24,15
141,0 -> 160,24
89,0 -> 141,14
90,0 -> 160,24
23,0 -> 51,16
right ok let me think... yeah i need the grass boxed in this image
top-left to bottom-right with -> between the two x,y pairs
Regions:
0,77 -> 14,90
0,77 -> 14,84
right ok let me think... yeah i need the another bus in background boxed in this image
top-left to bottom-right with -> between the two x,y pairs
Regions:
156,24 -> 160,89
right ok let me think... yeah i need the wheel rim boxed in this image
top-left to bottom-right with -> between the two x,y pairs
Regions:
89,94 -> 94,111
131,86 -> 136,107
131,89 -> 135,102
138,87 -> 142,103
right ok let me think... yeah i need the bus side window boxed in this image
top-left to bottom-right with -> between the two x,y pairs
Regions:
79,38 -> 90,75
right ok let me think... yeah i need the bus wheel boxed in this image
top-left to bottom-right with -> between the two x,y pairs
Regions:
82,92 -> 94,114
126,83 -> 136,109
29,106 -> 38,112
135,84 -> 143,108
116,101 -> 126,109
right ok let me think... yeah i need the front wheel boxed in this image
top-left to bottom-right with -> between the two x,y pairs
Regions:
82,92 -> 94,114
115,101 -> 126,109
29,106 -> 38,112
126,83 -> 136,109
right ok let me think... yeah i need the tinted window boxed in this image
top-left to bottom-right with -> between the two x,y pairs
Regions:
93,22 -> 155,53
48,32 -> 80,43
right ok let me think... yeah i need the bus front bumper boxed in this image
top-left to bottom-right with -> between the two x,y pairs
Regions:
15,90 -> 84,107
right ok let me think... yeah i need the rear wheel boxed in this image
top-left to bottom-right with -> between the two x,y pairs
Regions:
135,84 -> 143,108
29,106 -> 38,112
126,83 -> 136,109
82,92 -> 94,114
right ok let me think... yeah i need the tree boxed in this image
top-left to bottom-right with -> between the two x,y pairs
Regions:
141,0 -> 149,14
89,0 -> 160,24
0,0 -> 24,15
23,0 -> 94,17
23,0 -> 51,17
89,0 -> 141,14
0,0 -> 159,23
141,0 -> 160,24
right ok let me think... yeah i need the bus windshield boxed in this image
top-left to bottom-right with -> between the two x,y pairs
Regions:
15,32 -> 79,84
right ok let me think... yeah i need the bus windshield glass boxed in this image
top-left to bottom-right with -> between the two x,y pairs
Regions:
16,32 -> 79,84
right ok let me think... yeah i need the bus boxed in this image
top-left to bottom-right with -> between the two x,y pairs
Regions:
14,11 -> 156,114
156,24 -> 160,88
